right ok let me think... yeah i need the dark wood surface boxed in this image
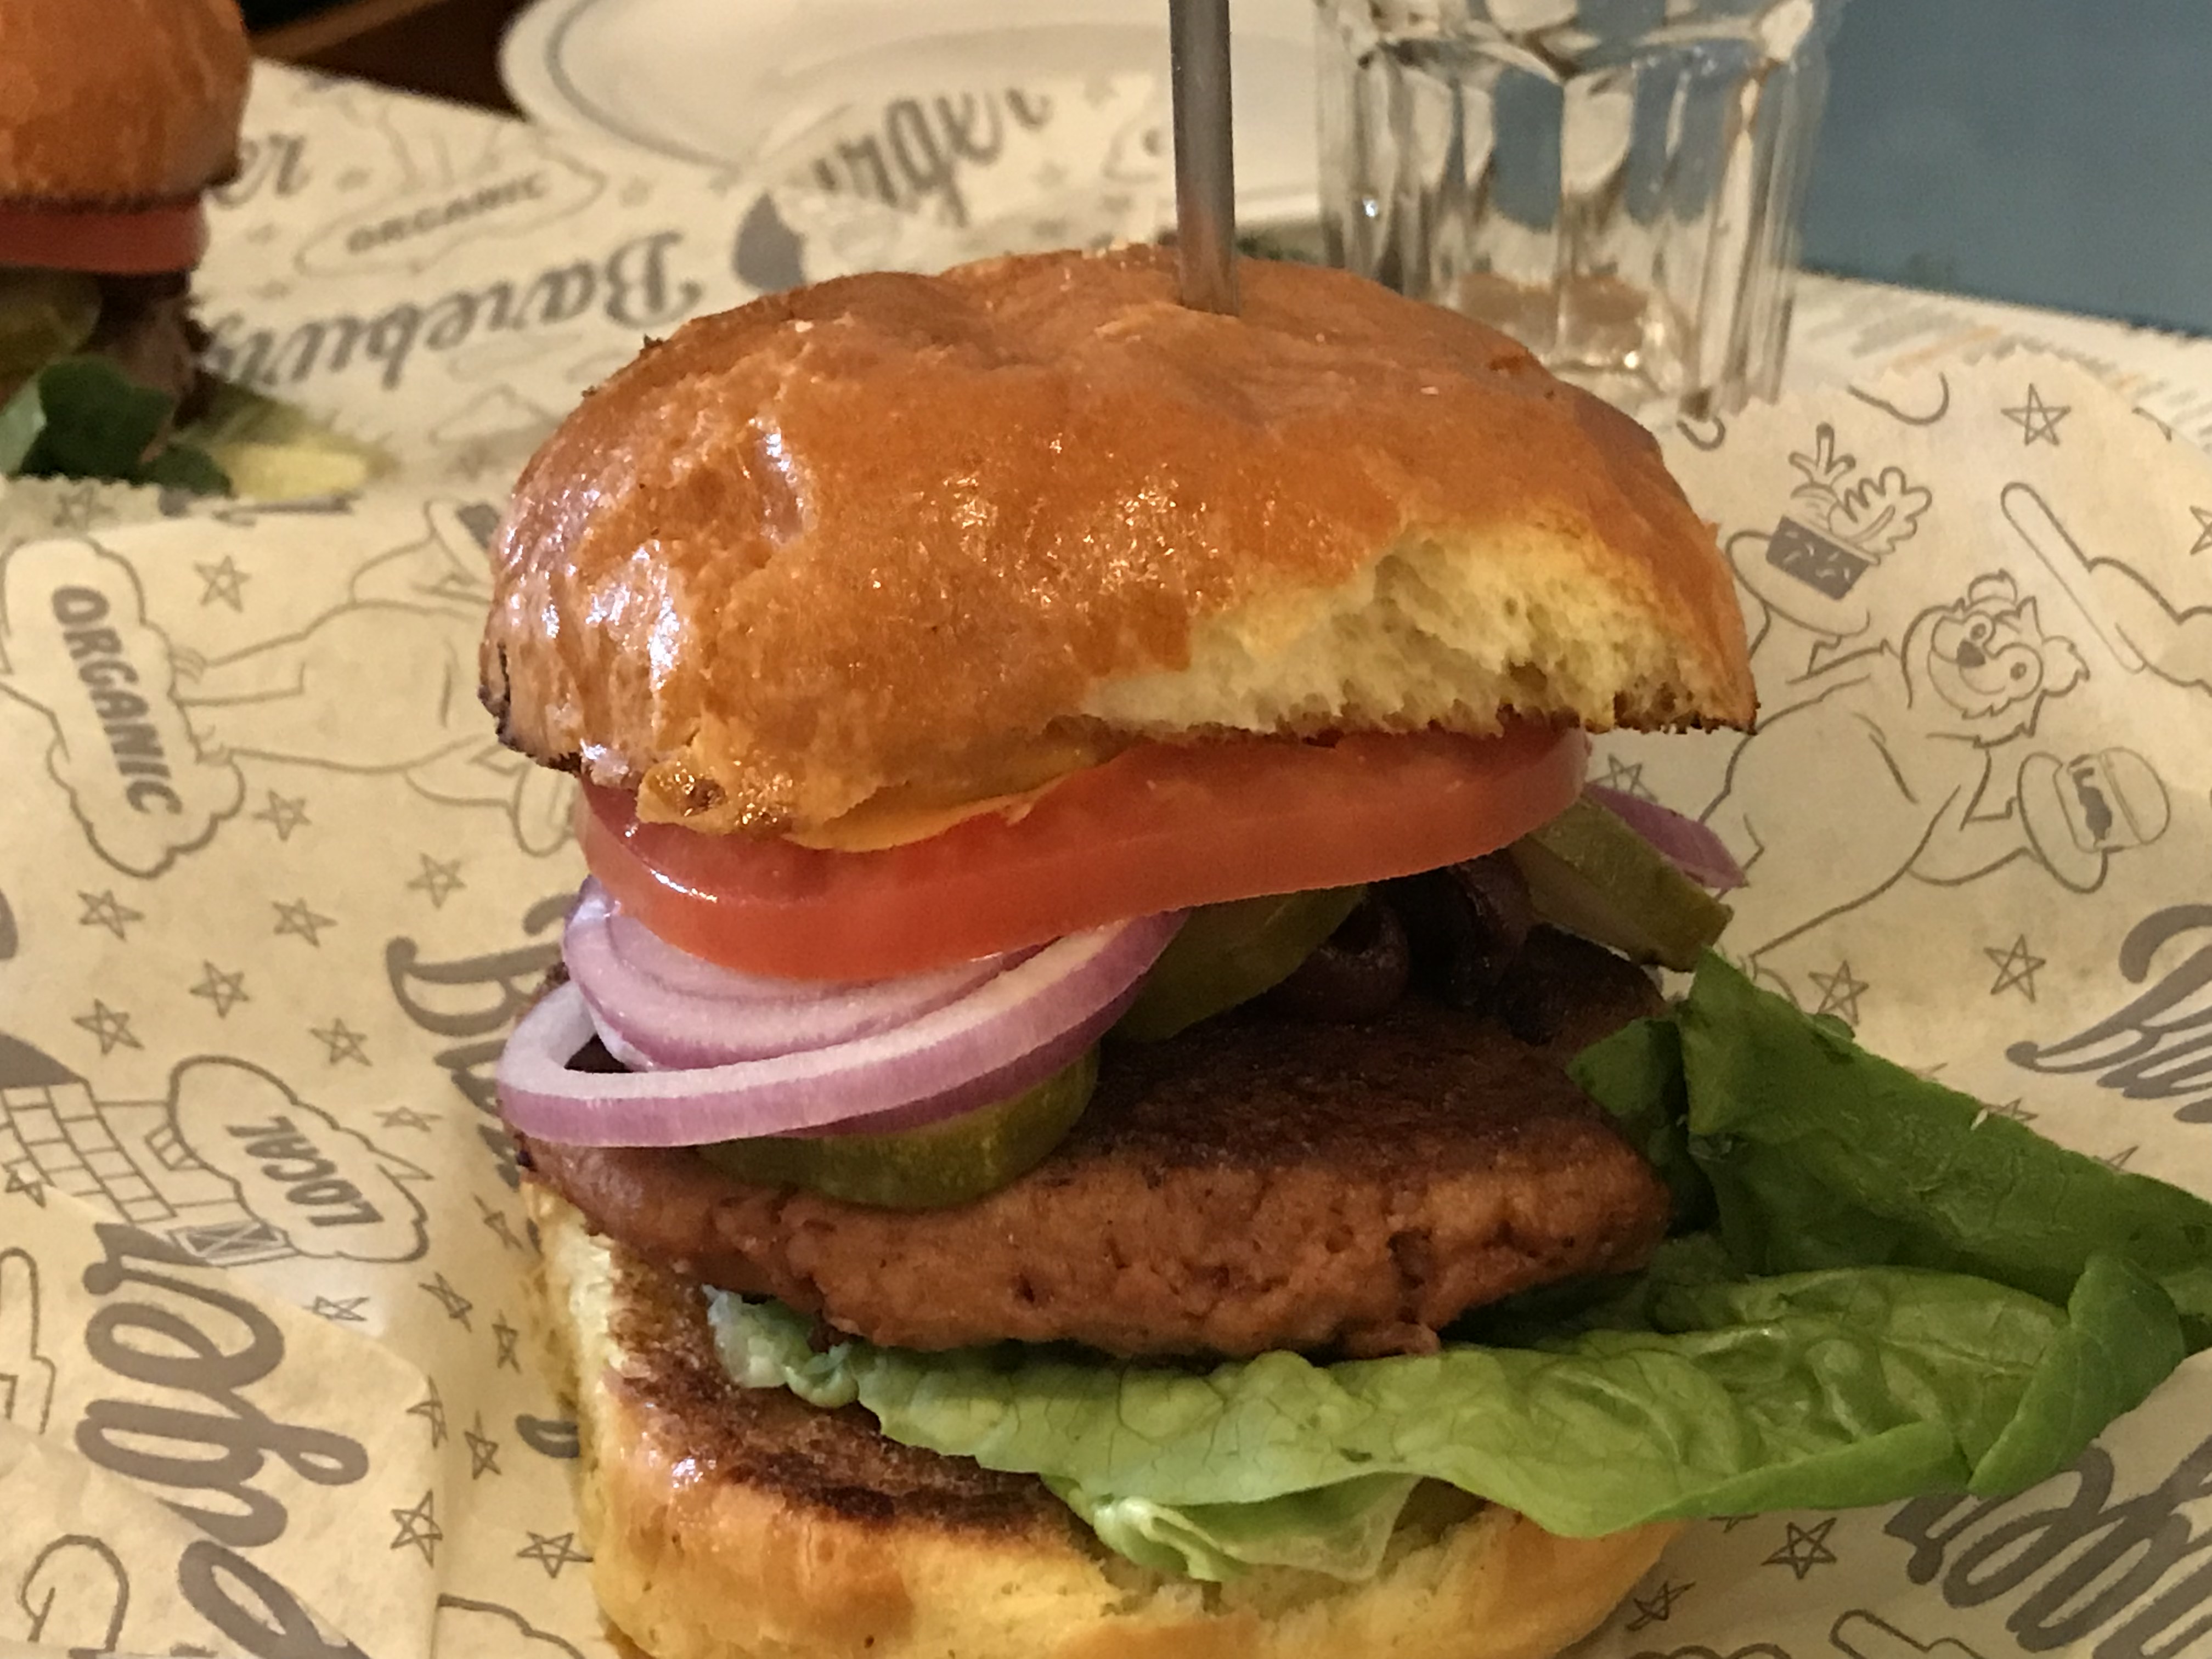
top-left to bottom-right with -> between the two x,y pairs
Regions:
255,0 -> 531,113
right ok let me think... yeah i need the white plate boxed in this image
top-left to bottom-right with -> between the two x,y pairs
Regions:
499,0 -> 1322,230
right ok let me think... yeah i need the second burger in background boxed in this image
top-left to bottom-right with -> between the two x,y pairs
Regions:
0,0 -> 250,489
484,246 -> 2212,1659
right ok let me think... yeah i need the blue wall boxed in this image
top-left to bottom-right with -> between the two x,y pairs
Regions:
1804,0 -> 2212,332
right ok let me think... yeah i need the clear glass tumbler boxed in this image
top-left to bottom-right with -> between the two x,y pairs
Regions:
1318,0 -> 1845,416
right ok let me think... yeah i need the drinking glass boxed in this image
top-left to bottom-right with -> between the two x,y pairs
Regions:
1318,0 -> 1846,415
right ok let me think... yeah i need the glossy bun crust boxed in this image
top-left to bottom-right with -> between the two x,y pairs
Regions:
483,246 -> 1754,834
531,1184 -> 1678,1659
0,0 -> 250,208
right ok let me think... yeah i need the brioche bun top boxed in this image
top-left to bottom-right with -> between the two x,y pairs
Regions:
0,0 -> 251,208
482,245 -> 1753,835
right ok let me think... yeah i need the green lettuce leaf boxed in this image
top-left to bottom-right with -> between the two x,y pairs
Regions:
15,356 -> 178,478
1575,955 -> 2212,1346
0,375 -> 43,473
1,356 -> 230,493
1,356 -> 391,498
136,438 -> 232,495
707,953 -> 2211,1578
704,1295 -> 1420,1581
1563,1011 -> 1710,1229
711,1247 -> 2179,1542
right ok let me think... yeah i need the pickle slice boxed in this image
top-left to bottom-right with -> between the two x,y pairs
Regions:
1116,885 -> 1367,1041
697,1049 -> 1097,1210
1507,797 -> 1731,972
0,269 -> 100,390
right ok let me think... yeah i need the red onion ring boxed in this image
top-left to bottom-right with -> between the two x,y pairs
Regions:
565,879 -> 1017,1067
498,912 -> 1181,1147
1585,783 -> 1746,892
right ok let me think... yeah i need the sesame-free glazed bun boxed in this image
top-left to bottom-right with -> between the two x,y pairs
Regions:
0,0 -> 250,208
483,246 -> 1754,834
530,1184 -> 1677,1659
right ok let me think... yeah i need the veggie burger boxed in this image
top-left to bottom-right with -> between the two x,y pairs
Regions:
486,246 -> 2212,1659
0,0 -> 247,487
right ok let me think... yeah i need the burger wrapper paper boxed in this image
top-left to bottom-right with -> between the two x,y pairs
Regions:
2,62 -> 2211,1659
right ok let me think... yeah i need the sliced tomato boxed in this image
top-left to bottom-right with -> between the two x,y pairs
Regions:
0,201 -> 207,274
582,727 -> 1588,981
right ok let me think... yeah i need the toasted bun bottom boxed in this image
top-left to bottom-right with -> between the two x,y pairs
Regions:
528,1182 -> 1677,1659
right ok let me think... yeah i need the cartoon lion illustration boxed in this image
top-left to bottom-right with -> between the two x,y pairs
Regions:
1705,571 -> 2090,971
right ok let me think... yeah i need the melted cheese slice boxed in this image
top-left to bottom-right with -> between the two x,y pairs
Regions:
782,777 -> 1068,852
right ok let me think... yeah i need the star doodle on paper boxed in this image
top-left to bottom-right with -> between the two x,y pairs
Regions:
517,1530 -> 591,1579
189,962 -> 249,1018
4,1165 -> 46,1206
2101,1144 -> 2138,1171
1808,962 -> 1869,1025
312,1295 -> 369,1323
390,1490 -> 441,1565
493,1311 -> 522,1372
2191,507 -> 2212,558
253,791 -> 311,840
1718,1514 -> 1755,1532
1623,1579 -> 1693,1631
1987,1097 -> 2038,1124
1595,754 -> 1656,801
408,854 -> 466,908
378,1104 -> 438,1132
1764,1516 -> 1839,1579
2002,384 -> 2070,446
464,1414 -> 503,1479
420,1272 -> 473,1330
74,1000 -> 140,1056
273,897 -> 336,946
310,1017 -> 370,1065
408,1381 -> 447,1447
49,482 -> 113,531
196,556 -> 250,611
476,1193 -> 526,1252
78,889 -> 145,940
1985,935 -> 2046,1001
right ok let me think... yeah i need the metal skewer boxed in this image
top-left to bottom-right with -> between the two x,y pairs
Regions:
1169,0 -> 1239,314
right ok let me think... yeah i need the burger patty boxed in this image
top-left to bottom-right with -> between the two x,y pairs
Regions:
522,927 -> 1671,1360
